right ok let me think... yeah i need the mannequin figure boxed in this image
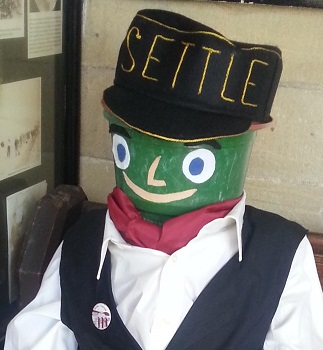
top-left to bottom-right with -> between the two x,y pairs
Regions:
5,9 -> 323,350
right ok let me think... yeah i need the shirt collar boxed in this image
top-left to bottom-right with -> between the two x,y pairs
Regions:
227,191 -> 246,262
97,192 -> 246,280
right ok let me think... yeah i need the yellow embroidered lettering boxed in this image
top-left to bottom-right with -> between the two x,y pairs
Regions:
221,54 -> 235,103
171,41 -> 195,89
142,34 -> 175,82
198,46 -> 221,95
121,27 -> 141,73
241,59 -> 269,107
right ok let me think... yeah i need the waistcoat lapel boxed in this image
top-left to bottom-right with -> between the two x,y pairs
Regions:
93,250 -> 143,350
165,206 -> 306,350
165,250 -> 244,350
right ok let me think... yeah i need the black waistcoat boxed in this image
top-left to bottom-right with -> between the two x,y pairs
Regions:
60,206 -> 306,350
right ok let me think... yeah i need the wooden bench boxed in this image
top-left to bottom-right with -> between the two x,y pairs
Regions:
17,186 -> 323,308
1,185 -> 322,348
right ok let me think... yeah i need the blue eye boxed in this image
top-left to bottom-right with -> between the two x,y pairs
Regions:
112,134 -> 130,170
182,149 -> 215,184
189,157 -> 204,176
117,143 -> 126,163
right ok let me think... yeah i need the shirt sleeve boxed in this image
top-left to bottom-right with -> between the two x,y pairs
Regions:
4,244 -> 78,350
264,236 -> 323,349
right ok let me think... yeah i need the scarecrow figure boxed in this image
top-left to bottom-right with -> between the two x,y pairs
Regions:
5,9 -> 323,350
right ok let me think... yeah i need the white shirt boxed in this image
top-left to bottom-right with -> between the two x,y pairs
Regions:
5,195 -> 323,349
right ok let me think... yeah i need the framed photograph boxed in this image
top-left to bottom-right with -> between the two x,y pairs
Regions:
0,78 -> 41,182
6,181 -> 47,303
0,180 -> 26,330
0,0 -> 24,39
0,181 -> 47,312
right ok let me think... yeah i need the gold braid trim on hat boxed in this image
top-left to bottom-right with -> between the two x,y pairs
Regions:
137,13 -> 235,47
137,13 -> 283,59
102,100 -> 245,143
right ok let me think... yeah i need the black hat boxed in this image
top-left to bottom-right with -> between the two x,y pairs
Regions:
102,9 -> 282,142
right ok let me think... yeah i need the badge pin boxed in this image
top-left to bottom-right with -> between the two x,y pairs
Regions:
92,303 -> 112,330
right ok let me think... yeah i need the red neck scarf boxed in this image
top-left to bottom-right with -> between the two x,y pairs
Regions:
107,187 -> 241,255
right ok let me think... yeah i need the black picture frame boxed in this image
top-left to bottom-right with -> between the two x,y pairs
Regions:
0,0 -> 83,346
59,0 -> 83,186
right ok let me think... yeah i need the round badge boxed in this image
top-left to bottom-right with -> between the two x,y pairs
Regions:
92,303 -> 112,330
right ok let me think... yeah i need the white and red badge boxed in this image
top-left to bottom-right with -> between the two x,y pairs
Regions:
92,303 -> 112,330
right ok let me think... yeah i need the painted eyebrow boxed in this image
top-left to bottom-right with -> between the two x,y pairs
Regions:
109,124 -> 131,138
184,140 -> 222,150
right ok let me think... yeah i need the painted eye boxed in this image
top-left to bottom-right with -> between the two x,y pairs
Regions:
112,134 -> 130,170
182,149 -> 216,184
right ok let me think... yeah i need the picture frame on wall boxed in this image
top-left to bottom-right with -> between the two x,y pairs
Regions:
0,0 -> 83,345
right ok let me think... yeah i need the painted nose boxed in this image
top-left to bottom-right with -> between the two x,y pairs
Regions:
147,156 -> 166,187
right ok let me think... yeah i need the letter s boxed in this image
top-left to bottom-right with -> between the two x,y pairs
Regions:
121,27 -> 141,73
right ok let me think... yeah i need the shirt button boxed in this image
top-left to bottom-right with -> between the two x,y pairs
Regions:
171,254 -> 177,263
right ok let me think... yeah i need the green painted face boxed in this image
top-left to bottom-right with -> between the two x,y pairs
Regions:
104,111 -> 255,223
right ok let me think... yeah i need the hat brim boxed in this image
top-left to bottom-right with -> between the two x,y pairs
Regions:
103,86 -> 253,142
249,120 -> 273,131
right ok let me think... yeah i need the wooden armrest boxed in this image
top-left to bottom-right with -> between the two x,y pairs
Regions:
18,185 -> 87,309
308,232 -> 323,290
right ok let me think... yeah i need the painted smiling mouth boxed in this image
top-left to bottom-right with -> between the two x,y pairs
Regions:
123,172 -> 197,203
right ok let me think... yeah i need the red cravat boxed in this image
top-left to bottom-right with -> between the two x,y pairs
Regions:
108,187 -> 241,255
